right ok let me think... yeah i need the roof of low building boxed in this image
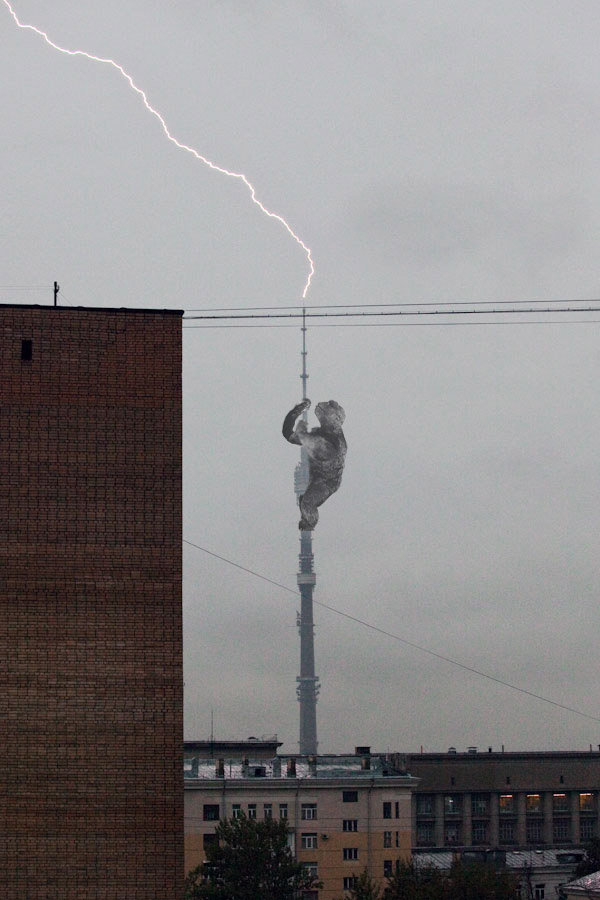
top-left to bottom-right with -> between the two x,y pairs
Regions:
184,753 -> 410,782
413,849 -> 584,870
566,871 -> 600,894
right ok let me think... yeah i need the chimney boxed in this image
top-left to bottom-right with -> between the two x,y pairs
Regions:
216,758 -> 224,778
287,758 -> 296,778
361,755 -> 371,770
272,757 -> 282,778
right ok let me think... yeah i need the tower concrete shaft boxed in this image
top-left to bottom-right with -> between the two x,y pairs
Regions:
295,310 -> 319,755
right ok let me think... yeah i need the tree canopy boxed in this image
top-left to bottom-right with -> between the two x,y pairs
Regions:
341,859 -> 519,900
185,815 -> 320,900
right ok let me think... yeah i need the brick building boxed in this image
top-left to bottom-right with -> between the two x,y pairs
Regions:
184,742 -> 417,900
0,305 -> 183,899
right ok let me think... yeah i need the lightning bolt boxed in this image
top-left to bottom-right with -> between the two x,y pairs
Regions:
2,0 -> 315,299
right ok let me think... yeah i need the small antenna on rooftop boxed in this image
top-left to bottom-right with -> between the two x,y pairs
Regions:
53,281 -> 60,307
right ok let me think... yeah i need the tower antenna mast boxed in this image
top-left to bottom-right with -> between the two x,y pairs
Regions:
294,308 -> 319,754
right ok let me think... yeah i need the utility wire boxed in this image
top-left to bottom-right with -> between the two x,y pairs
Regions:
183,319 -> 600,329
182,538 -> 600,724
185,298 -> 600,312
184,305 -> 600,321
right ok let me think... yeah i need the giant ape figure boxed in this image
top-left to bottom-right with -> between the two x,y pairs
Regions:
282,398 -> 347,530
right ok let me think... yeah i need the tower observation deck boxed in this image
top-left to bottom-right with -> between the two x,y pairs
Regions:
295,311 -> 319,755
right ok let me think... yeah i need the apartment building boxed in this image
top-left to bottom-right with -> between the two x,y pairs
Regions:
184,743 -> 417,899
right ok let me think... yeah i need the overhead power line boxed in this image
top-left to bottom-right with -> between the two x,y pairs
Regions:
183,319 -> 600,329
184,305 -> 600,321
185,297 -> 600,312
183,538 -> 600,724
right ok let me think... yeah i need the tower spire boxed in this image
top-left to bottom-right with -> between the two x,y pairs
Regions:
295,308 -> 319,755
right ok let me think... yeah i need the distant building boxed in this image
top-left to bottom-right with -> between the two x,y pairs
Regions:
405,748 -> 600,851
415,848 -> 585,899
564,870 -> 600,898
0,305 -> 184,899
184,744 -> 417,899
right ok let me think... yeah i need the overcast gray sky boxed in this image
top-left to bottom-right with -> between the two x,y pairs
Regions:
3,0 -> 600,754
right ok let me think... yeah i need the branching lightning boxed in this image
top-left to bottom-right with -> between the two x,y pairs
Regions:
2,0 -> 315,298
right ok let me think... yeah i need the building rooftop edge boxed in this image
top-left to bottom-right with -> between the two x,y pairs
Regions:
0,303 -> 183,315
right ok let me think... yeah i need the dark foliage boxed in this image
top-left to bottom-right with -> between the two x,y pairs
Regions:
184,814 -> 320,900
574,838 -> 600,878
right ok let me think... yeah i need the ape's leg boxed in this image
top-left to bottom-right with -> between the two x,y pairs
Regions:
299,480 -> 333,530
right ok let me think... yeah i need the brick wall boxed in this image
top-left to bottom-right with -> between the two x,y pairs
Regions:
0,305 -> 183,899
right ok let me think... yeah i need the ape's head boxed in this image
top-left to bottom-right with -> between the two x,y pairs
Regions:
315,400 -> 345,431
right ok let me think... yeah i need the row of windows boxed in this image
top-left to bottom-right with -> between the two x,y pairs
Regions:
416,817 -> 596,846
417,792 -> 596,817
205,801 -> 403,823
205,802 -> 288,821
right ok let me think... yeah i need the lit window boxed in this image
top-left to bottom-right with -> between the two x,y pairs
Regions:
553,793 -> 568,813
444,795 -> 462,816
499,794 -> 514,814
343,819 -> 358,832
301,803 -> 317,821
343,848 -> 359,861
580,793 -> 594,812
526,794 -> 541,814
301,833 -> 318,850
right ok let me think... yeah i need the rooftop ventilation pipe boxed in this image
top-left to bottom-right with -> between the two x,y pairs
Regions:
287,758 -> 296,778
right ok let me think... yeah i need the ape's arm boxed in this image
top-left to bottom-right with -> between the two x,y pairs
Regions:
282,400 -> 311,446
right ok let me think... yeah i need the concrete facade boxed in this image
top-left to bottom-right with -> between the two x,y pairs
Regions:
0,305 -> 183,899
406,749 -> 600,852
184,749 -> 416,899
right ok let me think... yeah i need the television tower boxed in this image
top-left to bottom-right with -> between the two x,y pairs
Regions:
295,309 -> 319,755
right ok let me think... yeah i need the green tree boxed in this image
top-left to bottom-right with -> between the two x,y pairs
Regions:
575,838 -> 600,878
383,859 -> 518,900
383,859 -> 447,900
446,859 -> 519,900
184,814 -> 320,900
336,869 -> 382,900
